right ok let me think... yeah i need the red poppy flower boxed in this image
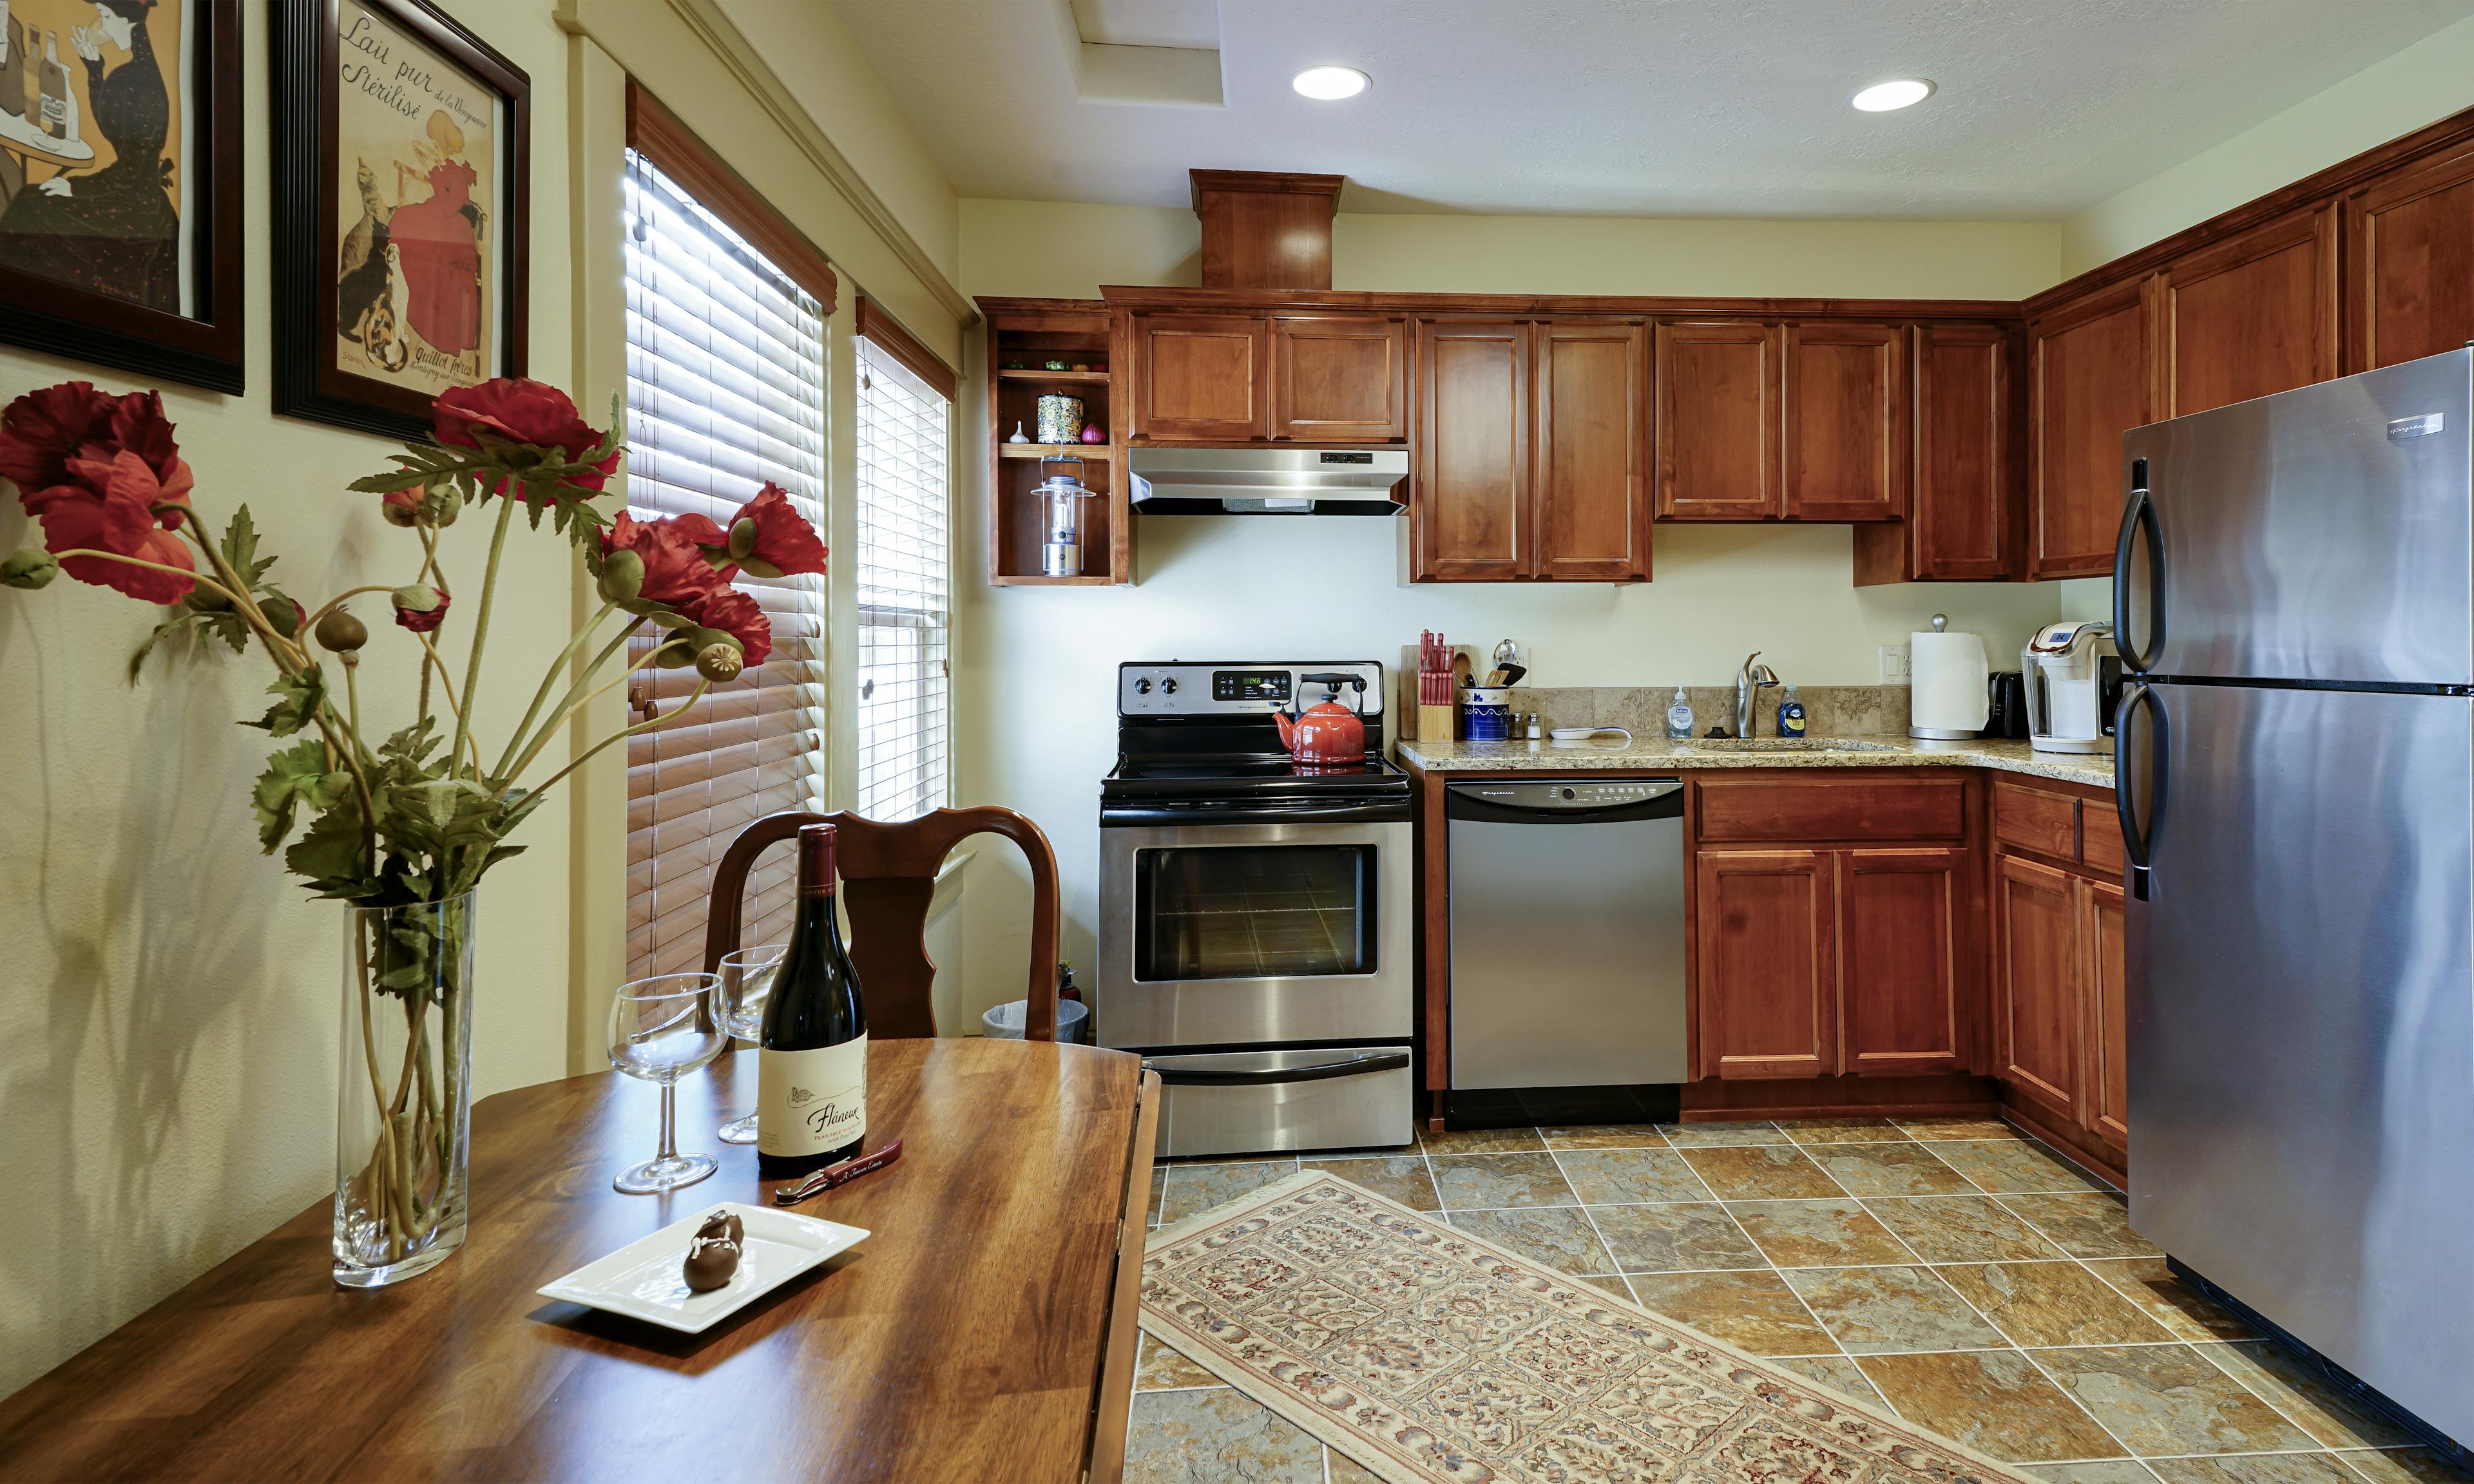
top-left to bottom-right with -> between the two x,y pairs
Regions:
104,390 -> 193,528
722,483 -> 828,578
601,511 -> 727,607
0,381 -> 112,495
394,587 -> 451,634
433,379 -> 618,495
26,448 -> 196,604
680,586 -> 771,669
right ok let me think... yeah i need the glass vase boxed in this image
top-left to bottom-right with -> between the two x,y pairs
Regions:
333,892 -> 477,1288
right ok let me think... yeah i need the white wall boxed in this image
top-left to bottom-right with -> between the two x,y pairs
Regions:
947,203 -> 2072,1027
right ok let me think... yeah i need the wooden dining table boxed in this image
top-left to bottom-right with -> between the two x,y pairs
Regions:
0,1039 -> 1160,1483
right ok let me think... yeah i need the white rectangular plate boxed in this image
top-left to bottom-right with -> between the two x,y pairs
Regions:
537,1201 -> 868,1334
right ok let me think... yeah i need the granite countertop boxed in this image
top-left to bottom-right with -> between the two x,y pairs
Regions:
1394,734 -> 2115,789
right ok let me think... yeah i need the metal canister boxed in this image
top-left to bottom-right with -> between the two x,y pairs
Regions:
1035,394 -> 1085,445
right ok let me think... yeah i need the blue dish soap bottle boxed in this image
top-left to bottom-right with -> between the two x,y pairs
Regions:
1664,685 -> 1694,741
1777,685 -> 1807,738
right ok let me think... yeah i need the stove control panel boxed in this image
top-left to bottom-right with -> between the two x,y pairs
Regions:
1119,661 -> 1385,718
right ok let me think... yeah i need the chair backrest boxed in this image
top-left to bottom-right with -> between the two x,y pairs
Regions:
701,807 -> 1062,1042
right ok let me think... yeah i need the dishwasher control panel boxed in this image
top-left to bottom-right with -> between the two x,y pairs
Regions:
1448,778 -> 1682,812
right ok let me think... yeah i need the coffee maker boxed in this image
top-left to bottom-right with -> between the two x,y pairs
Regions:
2022,620 -> 2124,755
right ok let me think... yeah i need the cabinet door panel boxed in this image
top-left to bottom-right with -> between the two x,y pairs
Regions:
2160,207 -> 2337,417
2346,145 -> 2474,372
1414,321 -> 1528,580
1133,314 -> 1270,441
2083,877 -> 2129,1148
1694,850 -> 1836,1079
1656,321 -> 1778,520
1272,316 -> 1406,442
1914,322 -> 2017,578
1996,853 -> 2082,1119
1535,322 -> 1648,580
2029,280 -> 2152,579
1783,323 -> 1906,522
1837,848 -> 1968,1076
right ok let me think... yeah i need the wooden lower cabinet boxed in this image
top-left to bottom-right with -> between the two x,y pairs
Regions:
1694,842 -> 1968,1080
1995,848 -> 2129,1158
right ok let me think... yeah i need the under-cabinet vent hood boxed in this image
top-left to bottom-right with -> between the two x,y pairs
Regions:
1127,447 -> 1408,515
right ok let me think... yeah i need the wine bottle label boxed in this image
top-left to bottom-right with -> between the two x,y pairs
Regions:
758,1036 -> 867,1157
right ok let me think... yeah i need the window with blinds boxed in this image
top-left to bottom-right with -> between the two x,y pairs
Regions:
622,145 -> 830,981
854,329 -> 952,821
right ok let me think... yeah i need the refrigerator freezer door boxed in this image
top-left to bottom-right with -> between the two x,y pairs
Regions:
2128,681 -> 2474,1442
2120,348 -> 2473,685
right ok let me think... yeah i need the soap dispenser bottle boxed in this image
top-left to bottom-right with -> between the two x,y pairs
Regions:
1778,685 -> 1807,738
1664,685 -> 1694,741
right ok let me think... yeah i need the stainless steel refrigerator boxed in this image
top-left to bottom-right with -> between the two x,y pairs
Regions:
2116,348 -> 2474,1449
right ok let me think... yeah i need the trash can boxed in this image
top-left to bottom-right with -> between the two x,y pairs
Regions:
981,998 -> 1091,1043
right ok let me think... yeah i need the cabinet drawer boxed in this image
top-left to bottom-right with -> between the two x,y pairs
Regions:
1993,780 -> 2079,861
2081,802 -> 2125,875
1695,776 -> 1967,843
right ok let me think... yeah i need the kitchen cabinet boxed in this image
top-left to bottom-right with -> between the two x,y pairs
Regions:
2028,276 -> 2154,579
1995,853 -> 2083,1120
1129,313 -> 1271,441
1271,315 -> 1407,441
1412,318 -> 1647,582
1989,777 -> 2130,1164
1656,321 -> 1779,520
2084,879 -> 2129,1146
1854,322 -> 2019,584
1783,322 -> 1908,521
2156,206 -> 2337,417
1694,850 -> 1836,1079
2345,143 -> 2474,372
1836,848 -> 1970,1075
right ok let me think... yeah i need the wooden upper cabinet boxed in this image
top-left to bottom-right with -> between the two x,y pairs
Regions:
1271,316 -> 1406,442
1782,322 -> 1907,522
1129,313 -> 1271,442
2346,144 -> 2474,372
1533,321 -> 1649,580
2029,277 -> 2153,580
1836,848 -> 1970,1076
2082,877 -> 2130,1147
1995,853 -> 2082,1121
2158,205 -> 2337,417
1414,321 -> 1528,581
1694,850 -> 1836,1080
1656,321 -> 1779,520
1857,322 -> 2017,584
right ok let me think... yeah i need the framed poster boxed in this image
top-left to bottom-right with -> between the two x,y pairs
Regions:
0,0 -> 244,392
272,0 -> 527,439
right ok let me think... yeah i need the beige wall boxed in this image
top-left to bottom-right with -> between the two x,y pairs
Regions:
948,204 -> 2073,1031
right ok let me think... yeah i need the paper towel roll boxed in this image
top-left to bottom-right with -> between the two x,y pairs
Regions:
1911,629 -> 1990,738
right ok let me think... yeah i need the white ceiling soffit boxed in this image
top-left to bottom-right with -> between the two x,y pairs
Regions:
829,0 -> 2474,218
1068,0 -> 1224,108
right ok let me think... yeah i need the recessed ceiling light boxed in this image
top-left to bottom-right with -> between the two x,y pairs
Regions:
1292,66 -> 1370,101
1852,78 -> 1935,112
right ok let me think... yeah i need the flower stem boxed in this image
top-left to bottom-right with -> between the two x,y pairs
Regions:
48,549 -> 247,605
414,633 -> 486,775
451,496 -> 517,782
492,598 -> 616,779
494,616 -> 649,792
300,585 -> 398,638
525,677 -> 711,800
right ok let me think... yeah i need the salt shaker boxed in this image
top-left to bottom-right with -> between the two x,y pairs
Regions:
1524,711 -> 1542,740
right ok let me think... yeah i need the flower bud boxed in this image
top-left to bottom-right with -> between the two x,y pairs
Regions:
596,547 -> 645,603
433,484 -> 464,528
379,496 -> 422,528
186,584 -> 230,612
1,547 -> 59,589
727,517 -> 758,562
694,641 -> 744,683
390,583 -> 442,615
314,609 -> 369,652
261,596 -> 305,639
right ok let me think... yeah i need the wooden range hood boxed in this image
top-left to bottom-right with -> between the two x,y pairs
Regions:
1191,169 -> 1344,290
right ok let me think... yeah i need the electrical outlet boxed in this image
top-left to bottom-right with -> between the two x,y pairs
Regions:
1880,644 -> 1913,684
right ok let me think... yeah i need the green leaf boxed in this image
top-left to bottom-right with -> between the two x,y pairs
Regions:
221,506 -> 276,588
126,611 -> 198,683
284,799 -> 368,886
251,739 -> 351,852
242,665 -> 325,736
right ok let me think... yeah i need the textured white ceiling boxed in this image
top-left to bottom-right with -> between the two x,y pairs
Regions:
827,0 -> 2474,218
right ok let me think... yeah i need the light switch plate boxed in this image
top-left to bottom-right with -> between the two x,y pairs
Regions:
1880,644 -> 1912,684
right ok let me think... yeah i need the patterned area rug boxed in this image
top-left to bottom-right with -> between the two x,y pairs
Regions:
1141,1169 -> 2037,1484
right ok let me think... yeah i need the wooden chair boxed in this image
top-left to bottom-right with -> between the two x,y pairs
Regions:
701,808 -> 1064,1041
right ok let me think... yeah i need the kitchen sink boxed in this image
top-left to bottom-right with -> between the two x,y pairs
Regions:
1678,737 -> 1905,753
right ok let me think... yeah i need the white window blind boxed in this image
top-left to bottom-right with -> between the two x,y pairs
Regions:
622,147 -> 829,980
854,335 -> 952,821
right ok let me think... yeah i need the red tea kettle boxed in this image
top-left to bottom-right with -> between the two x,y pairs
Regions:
1274,673 -> 1368,765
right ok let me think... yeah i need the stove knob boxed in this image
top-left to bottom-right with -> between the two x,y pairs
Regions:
1161,678 -> 1179,695
1135,678 -> 1152,694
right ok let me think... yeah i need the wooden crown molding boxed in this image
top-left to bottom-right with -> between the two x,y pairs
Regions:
1187,169 -> 1347,211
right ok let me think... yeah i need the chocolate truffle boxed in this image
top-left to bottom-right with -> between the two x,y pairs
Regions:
682,1211 -> 743,1292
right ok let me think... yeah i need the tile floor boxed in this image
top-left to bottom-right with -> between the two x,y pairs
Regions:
1125,1116 -> 2472,1484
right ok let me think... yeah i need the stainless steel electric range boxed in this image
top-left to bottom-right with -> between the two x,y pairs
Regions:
1097,661 -> 1415,1157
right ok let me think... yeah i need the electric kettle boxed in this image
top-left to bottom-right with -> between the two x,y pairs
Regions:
2022,621 -> 2123,755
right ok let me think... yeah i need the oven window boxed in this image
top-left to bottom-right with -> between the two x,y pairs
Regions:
1134,845 -> 1376,982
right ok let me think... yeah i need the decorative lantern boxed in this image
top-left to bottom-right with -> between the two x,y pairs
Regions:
1036,456 -> 1092,578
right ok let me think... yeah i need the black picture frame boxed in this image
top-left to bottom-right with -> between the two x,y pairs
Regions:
0,0 -> 245,393
272,0 -> 529,440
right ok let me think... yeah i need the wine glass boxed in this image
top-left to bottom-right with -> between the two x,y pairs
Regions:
608,973 -> 729,1194
716,946 -> 784,1145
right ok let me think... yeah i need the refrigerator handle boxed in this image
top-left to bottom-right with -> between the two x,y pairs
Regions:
2114,681 -> 2165,899
2113,459 -> 2163,672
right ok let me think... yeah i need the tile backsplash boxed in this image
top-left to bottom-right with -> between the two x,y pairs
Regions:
1500,685 -> 1912,739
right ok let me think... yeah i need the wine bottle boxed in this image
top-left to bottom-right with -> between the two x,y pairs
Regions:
757,823 -> 868,1179
37,28 -> 64,138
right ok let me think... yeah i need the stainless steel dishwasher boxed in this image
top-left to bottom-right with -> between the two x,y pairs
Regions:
1446,778 -> 1687,1121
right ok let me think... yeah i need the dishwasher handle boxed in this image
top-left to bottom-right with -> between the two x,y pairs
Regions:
1444,779 -> 1683,823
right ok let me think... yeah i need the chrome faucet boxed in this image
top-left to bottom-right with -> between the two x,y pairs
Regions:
1737,652 -> 1780,738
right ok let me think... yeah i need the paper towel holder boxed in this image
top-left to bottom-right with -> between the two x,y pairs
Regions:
1909,614 -> 1992,740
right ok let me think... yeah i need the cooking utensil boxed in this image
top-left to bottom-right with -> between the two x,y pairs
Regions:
773,1139 -> 905,1206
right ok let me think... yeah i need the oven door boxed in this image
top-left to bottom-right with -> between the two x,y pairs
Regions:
1097,818 -> 1413,1049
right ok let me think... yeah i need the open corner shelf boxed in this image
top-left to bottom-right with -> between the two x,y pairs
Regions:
983,302 -> 1132,587
996,368 -> 1113,384
1000,442 -> 1118,459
